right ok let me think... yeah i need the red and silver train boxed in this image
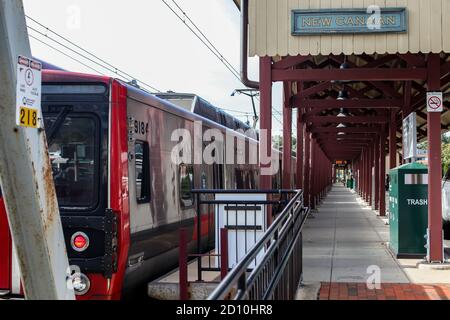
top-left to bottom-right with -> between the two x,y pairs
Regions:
0,69 -> 296,300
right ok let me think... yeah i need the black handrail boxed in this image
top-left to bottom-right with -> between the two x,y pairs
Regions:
191,189 -> 296,282
192,189 -> 298,194
207,189 -> 309,300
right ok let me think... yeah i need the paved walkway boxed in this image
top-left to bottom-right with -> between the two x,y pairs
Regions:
301,184 -> 450,300
303,184 -> 409,284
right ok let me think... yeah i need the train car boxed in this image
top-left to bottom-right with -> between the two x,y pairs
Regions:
0,69 -> 290,300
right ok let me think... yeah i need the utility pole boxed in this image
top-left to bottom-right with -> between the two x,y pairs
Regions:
0,0 -> 74,299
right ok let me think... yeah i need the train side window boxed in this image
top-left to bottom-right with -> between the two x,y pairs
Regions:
135,141 -> 150,203
179,164 -> 194,209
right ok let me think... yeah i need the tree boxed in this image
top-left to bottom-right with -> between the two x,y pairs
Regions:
272,135 -> 297,157
419,133 -> 450,176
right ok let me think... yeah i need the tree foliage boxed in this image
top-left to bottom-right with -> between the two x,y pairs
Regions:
419,133 -> 450,176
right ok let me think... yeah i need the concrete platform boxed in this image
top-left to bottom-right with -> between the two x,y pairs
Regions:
148,253 -> 222,300
302,184 -> 450,287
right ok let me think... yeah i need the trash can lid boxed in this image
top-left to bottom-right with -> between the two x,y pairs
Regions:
391,162 -> 428,172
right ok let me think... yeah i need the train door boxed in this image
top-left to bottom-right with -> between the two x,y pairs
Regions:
201,126 -> 221,248
127,104 -> 152,224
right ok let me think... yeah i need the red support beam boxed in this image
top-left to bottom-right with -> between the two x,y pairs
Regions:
304,130 -> 311,208
259,57 -> 273,195
427,53 -> 444,262
360,158 -> 363,197
311,127 -> 381,134
220,228 -> 228,280
360,152 -> 364,198
179,228 -> 188,300
374,138 -> 380,210
389,110 -> 397,169
398,53 -> 426,68
293,81 -> 332,100
379,126 -> 387,216
315,133 -> 377,138
368,144 -> 373,206
272,68 -> 428,82
306,116 -> 388,124
272,55 -> 311,70
365,149 -> 369,203
294,99 -> 403,109
296,108 -> 304,189
282,82 -> 292,189
310,139 -> 316,209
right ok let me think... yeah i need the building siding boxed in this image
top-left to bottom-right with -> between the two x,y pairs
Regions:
249,0 -> 450,56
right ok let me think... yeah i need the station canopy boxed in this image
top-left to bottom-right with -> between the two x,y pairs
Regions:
234,0 -> 450,145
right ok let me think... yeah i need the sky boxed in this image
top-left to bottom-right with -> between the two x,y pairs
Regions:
23,0 -> 285,134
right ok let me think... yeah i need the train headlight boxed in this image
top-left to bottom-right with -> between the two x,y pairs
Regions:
72,273 -> 91,296
71,232 -> 89,252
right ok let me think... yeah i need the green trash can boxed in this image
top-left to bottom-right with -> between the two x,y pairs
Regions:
389,162 -> 428,258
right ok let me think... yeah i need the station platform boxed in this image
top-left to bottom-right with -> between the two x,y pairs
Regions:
301,184 -> 450,300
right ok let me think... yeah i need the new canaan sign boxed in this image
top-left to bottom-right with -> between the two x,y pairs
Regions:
292,8 -> 408,35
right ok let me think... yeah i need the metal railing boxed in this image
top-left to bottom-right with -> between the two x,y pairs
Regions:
190,189 -> 298,282
204,189 -> 309,300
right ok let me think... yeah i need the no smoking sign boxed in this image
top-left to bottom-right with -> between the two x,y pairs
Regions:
427,92 -> 443,113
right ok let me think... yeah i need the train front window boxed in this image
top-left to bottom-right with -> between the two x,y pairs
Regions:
44,115 -> 98,209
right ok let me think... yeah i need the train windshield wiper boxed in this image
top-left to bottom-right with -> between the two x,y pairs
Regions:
46,106 -> 72,145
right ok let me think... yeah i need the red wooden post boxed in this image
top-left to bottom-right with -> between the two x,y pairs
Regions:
259,56 -> 272,192
304,130 -> 311,207
297,108 -> 304,189
379,126 -> 386,216
317,144 -> 320,201
260,57 -> 273,227
365,152 -> 368,199
220,228 -> 228,280
374,138 -> 380,210
179,228 -> 188,300
310,139 -> 316,209
427,54 -> 444,262
320,151 -> 324,197
368,144 -> 373,207
319,147 -> 322,198
366,148 -> 370,203
282,82 -> 292,189
389,110 -> 397,169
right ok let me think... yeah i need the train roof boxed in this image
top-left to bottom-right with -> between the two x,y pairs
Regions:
41,70 -> 258,141
155,92 -> 257,139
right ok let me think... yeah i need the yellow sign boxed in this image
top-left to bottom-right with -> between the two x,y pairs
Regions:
18,107 -> 38,128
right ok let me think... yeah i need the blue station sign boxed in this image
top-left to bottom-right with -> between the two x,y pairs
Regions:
292,8 -> 407,35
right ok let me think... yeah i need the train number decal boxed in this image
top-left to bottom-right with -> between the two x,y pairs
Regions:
134,120 -> 149,135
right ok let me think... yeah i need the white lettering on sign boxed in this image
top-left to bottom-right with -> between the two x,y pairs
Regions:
406,199 -> 428,206
427,92 -> 443,113
15,55 -> 42,128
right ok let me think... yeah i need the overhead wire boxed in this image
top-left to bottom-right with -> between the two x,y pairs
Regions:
27,11 -> 289,132
25,15 -> 162,93
28,34 -> 106,76
160,1 -> 286,129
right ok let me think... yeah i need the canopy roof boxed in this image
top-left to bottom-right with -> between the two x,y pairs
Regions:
246,0 -> 450,57
283,53 -> 450,150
